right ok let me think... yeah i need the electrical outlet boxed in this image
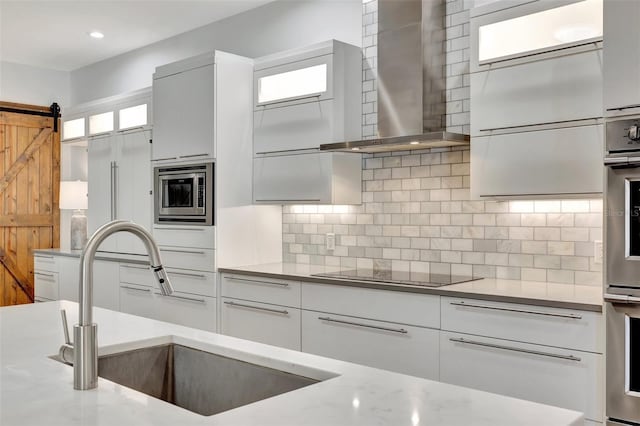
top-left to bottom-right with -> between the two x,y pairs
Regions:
594,240 -> 603,264
326,233 -> 336,251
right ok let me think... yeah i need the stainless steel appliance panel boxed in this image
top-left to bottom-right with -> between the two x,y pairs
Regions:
606,164 -> 640,289
606,301 -> 640,424
154,163 -> 214,225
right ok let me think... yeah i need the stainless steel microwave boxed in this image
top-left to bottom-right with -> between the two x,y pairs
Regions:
154,163 -> 214,225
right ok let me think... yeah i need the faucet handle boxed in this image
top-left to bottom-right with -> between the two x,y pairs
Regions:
60,309 -> 71,345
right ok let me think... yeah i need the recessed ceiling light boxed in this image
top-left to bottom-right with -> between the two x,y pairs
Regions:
410,141 -> 420,145
89,31 -> 104,39
351,147 -> 360,151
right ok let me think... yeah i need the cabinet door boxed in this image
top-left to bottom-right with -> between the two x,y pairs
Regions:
254,100 -> 335,154
153,291 -> 216,332
470,124 -> 603,198
152,64 -> 215,161
301,311 -> 439,380
120,283 -> 155,319
253,153 -> 332,204
221,297 -> 301,350
440,331 -> 603,422
34,271 -> 58,301
470,49 -> 603,136
604,0 -> 640,112
115,129 -> 152,254
58,256 -> 80,302
87,134 -> 117,251
92,260 -> 119,311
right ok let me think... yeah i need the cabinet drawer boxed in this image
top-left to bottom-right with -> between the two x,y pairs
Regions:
159,247 -> 215,272
470,49 -> 603,136
221,274 -> 300,308
254,100 -> 335,154
120,283 -> 156,319
153,225 -> 215,249
34,254 -> 58,272
34,271 -> 59,300
119,263 -> 153,286
221,297 -> 301,350
153,291 -> 216,332
441,296 -> 603,352
120,264 -> 216,297
302,311 -> 439,380
440,331 -> 603,422
302,282 -> 440,329
470,124 -> 603,198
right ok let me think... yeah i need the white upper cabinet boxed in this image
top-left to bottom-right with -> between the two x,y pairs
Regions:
470,0 -> 604,199
473,0 -> 602,68
471,0 -> 603,71
152,54 -> 216,162
253,40 -> 361,154
62,117 -> 85,141
118,104 -> 148,130
603,0 -> 640,114
88,111 -> 114,135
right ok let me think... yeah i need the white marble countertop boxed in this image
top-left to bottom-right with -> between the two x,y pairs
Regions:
1,301 -> 583,426
218,263 -> 603,312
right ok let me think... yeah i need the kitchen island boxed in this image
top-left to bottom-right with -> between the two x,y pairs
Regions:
0,300 -> 583,426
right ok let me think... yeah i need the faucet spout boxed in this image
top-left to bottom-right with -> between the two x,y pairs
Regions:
73,220 -> 173,390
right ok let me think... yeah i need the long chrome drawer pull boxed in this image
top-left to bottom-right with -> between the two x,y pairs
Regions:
167,271 -> 207,279
449,337 -> 581,362
155,293 -> 206,303
157,227 -> 205,231
35,255 -> 55,259
161,249 -> 206,255
254,199 -> 322,202
449,301 -> 582,319
604,293 -> 640,304
121,285 -> 151,293
180,153 -> 209,158
224,276 -> 289,287
152,157 -> 178,162
318,316 -> 408,334
224,301 -> 288,315
121,264 -> 148,270
35,272 -> 55,279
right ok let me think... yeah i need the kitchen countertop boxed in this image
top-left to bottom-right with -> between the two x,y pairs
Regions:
218,263 -> 603,312
0,300 -> 583,426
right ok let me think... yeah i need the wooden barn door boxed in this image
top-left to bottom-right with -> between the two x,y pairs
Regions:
0,102 -> 60,305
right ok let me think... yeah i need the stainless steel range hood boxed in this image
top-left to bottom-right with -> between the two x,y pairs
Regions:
320,0 -> 470,153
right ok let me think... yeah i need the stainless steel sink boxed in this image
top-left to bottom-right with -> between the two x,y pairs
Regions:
54,343 -> 321,416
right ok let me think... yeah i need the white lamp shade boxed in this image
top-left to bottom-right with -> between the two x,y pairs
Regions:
59,181 -> 88,210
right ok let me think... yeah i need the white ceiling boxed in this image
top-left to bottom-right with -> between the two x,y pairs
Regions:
0,0 -> 275,71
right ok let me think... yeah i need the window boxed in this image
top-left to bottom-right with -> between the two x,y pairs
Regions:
118,104 -> 148,130
88,111 -> 114,135
478,0 -> 603,63
258,64 -> 327,104
62,118 -> 85,140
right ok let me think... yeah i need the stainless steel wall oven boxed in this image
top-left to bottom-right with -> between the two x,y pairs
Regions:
605,117 -> 640,425
154,162 -> 214,225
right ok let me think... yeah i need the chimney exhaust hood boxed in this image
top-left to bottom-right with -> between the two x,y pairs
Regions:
320,0 -> 469,154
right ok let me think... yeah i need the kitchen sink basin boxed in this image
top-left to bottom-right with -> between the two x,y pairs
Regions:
53,342 -> 324,416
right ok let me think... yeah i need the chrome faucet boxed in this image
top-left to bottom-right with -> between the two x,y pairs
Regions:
59,220 -> 173,390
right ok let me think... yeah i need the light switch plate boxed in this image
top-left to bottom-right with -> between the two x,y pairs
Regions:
594,240 -> 603,264
326,233 -> 335,251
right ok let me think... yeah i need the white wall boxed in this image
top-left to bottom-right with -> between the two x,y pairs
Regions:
0,61 -> 71,107
70,0 -> 362,104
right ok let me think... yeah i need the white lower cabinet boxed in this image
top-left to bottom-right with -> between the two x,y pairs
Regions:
302,310 -> 440,380
92,261 -> 120,311
440,331 -> 603,422
119,282 -> 216,332
34,270 -> 58,301
221,297 -> 301,350
153,291 -> 216,332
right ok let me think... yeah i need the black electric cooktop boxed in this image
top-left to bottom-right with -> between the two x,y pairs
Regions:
312,269 -> 480,287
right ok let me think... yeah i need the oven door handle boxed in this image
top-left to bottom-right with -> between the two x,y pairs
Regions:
604,293 -> 640,304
